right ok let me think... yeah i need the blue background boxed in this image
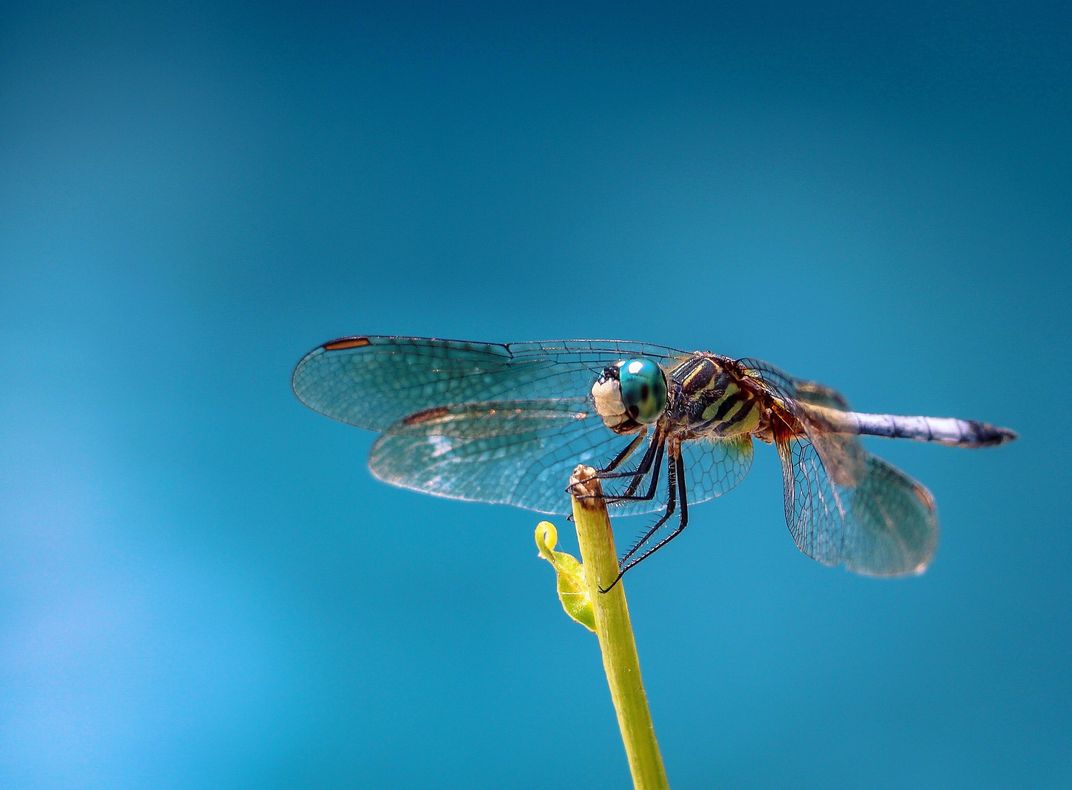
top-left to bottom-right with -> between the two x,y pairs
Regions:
3,2 -> 1069,787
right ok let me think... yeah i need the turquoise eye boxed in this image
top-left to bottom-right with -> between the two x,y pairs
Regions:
618,358 -> 667,423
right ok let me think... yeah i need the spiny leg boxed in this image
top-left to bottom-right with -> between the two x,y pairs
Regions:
598,432 -> 646,474
600,450 -> 678,593
621,450 -> 691,573
603,439 -> 665,504
607,427 -> 667,502
595,427 -> 663,481
618,449 -> 680,565
567,432 -> 648,512
575,431 -> 664,506
601,447 -> 691,592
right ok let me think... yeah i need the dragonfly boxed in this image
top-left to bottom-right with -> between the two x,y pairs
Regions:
293,336 -> 1016,586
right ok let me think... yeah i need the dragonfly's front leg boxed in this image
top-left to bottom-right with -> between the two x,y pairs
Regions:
602,447 -> 691,591
597,431 -> 646,474
595,427 -> 669,503
572,437 -> 665,506
601,439 -> 665,504
594,428 -> 660,481
599,448 -> 686,592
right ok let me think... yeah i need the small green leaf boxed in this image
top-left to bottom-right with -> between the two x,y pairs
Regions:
535,521 -> 595,632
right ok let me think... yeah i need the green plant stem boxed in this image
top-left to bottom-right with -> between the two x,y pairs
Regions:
570,465 -> 669,790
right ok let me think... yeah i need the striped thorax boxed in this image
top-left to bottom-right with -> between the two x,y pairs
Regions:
666,354 -> 763,439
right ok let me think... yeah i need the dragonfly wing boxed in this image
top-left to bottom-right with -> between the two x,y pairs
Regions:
736,357 -> 799,399
739,355 -> 865,486
743,354 -> 928,571
777,435 -> 938,575
792,380 -> 852,411
736,357 -> 851,411
369,402 -> 754,517
679,435 -> 754,505
369,398 -> 658,515
293,336 -> 686,431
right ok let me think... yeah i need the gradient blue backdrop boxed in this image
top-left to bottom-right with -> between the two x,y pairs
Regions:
3,3 -> 1069,787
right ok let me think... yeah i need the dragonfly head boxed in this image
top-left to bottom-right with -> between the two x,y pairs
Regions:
592,358 -> 668,433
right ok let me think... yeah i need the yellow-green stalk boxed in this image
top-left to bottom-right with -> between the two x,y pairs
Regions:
555,465 -> 669,789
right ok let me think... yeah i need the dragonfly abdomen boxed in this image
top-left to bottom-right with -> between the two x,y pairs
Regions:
813,407 -> 1017,447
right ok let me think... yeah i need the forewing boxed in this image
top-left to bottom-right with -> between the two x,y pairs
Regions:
777,435 -> 938,575
369,399 -> 644,514
293,336 -> 685,431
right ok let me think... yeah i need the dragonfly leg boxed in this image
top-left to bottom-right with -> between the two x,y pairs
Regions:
601,448 -> 689,593
572,431 -> 663,504
597,432 -> 647,474
594,428 -> 662,481
602,439 -> 665,503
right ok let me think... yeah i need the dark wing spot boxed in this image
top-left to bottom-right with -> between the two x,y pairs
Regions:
323,337 -> 371,351
402,406 -> 452,426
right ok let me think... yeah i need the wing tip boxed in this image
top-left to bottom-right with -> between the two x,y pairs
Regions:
291,336 -> 373,400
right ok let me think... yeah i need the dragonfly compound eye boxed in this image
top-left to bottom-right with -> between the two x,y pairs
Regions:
619,358 -> 668,423
592,358 -> 667,431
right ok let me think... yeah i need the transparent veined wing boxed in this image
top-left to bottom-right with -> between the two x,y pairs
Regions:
776,433 -> 938,575
679,435 -> 754,506
369,402 -> 754,516
736,357 -> 851,411
738,355 -> 865,485
368,399 -> 626,514
740,356 -> 936,573
295,336 -> 695,515
293,336 -> 687,431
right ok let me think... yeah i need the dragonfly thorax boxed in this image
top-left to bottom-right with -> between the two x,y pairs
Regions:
591,358 -> 668,434
665,354 -> 765,439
